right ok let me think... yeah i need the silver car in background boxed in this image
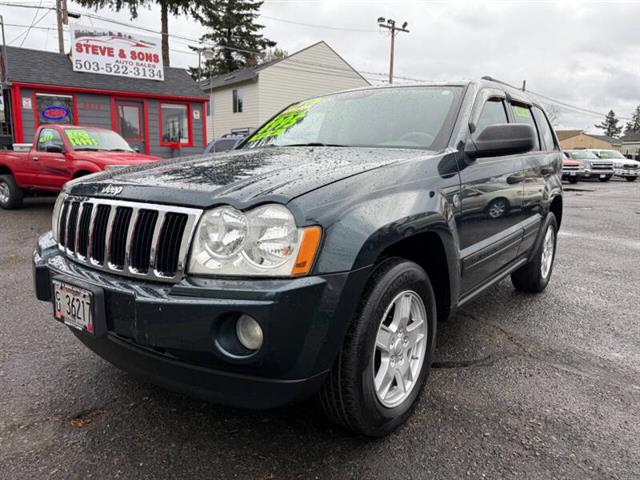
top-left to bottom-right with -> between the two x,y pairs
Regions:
565,149 -> 614,182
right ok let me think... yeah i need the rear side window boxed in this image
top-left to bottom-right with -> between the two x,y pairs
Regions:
532,107 -> 557,151
510,103 -> 540,151
476,98 -> 508,133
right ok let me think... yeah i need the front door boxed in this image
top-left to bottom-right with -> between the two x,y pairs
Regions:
34,127 -> 70,189
114,100 -> 145,153
457,94 -> 527,294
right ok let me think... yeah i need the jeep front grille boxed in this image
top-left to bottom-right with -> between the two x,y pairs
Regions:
56,195 -> 202,282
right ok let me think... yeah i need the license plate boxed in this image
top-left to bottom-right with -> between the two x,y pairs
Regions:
570,172 -> 576,176
600,174 -> 605,178
53,280 -> 94,333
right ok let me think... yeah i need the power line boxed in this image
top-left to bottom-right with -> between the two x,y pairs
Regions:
261,14 -> 378,33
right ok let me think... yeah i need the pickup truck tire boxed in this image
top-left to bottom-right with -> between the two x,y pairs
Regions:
318,257 -> 437,437
511,213 -> 558,293
568,177 -> 580,184
0,175 -> 24,210
598,176 -> 611,182
626,177 -> 637,182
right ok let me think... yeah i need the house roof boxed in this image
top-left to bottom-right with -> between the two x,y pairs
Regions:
1,46 -> 207,99
555,129 -> 622,145
200,41 -> 369,91
555,130 -> 582,141
622,132 -> 640,143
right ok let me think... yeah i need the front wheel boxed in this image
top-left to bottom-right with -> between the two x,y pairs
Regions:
318,257 -> 437,436
568,177 -> 580,184
511,213 -> 558,293
626,177 -> 637,182
0,174 -> 24,210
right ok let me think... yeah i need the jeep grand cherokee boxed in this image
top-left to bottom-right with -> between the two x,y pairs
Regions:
33,78 -> 562,436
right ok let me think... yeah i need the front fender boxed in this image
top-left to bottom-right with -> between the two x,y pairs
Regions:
70,160 -> 101,177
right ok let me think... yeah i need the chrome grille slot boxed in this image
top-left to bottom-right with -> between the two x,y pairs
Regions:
129,210 -> 158,274
66,202 -> 80,253
56,196 -> 201,283
108,207 -> 133,270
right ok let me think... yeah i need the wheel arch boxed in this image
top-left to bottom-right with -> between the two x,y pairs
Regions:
549,194 -> 563,229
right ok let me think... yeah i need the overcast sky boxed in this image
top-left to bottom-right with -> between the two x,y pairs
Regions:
3,0 -> 639,131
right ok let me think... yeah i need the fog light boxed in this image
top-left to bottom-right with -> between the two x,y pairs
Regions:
236,315 -> 263,351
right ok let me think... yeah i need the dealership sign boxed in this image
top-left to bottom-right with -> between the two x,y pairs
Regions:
70,25 -> 164,81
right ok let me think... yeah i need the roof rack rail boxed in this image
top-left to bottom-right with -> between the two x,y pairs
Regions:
481,76 -> 522,91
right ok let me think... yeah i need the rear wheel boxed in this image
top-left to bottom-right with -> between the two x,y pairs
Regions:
0,174 -> 24,209
318,257 -> 437,437
487,198 -> 508,219
626,177 -> 637,182
511,213 -> 558,293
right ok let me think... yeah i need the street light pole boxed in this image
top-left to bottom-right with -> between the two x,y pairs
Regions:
377,17 -> 409,84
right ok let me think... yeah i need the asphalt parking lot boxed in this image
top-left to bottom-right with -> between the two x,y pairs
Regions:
1,179 -> 639,479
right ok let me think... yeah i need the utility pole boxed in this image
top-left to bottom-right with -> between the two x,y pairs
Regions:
377,17 -> 409,84
55,0 -> 70,54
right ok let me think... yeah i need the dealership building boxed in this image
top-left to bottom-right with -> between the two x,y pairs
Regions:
0,45 -> 208,157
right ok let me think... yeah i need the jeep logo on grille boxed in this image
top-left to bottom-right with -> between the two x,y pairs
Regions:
101,185 -> 123,196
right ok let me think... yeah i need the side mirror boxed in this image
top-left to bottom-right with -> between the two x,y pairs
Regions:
45,144 -> 64,153
465,123 -> 534,159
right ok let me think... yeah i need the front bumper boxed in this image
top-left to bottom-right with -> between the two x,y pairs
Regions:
561,170 -> 584,180
614,168 -> 639,178
583,169 -> 614,178
33,233 -> 370,408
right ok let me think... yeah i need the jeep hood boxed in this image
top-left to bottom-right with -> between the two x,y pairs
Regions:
67,146 -> 430,209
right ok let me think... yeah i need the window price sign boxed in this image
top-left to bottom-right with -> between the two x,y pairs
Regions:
70,25 -> 164,81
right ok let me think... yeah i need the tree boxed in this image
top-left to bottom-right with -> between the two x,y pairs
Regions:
594,110 -> 623,138
75,0 -> 192,66
189,0 -> 276,81
623,105 -> 640,135
261,47 -> 287,64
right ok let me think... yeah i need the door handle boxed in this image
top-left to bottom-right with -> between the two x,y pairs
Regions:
32,156 -> 39,161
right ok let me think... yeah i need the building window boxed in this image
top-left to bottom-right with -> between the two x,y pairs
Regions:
35,93 -> 74,126
233,89 -> 243,113
207,95 -> 213,117
117,104 -> 141,141
160,102 -> 191,146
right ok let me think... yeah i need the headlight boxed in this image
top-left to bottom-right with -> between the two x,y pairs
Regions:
51,193 -> 67,242
188,204 -> 321,277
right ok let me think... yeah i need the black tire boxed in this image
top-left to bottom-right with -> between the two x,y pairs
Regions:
511,213 -> 558,293
568,177 -> 580,184
318,257 -> 437,437
626,177 -> 637,182
0,174 -> 24,210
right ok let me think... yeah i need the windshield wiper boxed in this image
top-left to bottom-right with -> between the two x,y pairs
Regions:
107,149 -> 132,152
74,147 -> 99,151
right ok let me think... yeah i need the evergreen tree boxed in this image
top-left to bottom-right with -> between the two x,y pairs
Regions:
261,47 -> 287,64
189,0 -> 276,81
623,105 -> 640,135
594,110 -> 623,138
75,0 -> 192,66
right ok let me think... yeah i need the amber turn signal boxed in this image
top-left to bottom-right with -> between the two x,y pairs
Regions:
291,226 -> 322,276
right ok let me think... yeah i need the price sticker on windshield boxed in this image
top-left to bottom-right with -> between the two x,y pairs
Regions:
66,129 -> 99,147
248,98 -> 322,143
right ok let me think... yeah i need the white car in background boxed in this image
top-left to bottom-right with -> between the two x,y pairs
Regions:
590,149 -> 640,182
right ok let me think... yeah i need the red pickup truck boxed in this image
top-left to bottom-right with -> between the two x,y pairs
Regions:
0,125 -> 161,209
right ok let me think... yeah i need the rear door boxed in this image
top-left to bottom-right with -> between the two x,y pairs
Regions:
33,128 -> 71,189
508,102 -> 557,255
457,90 -> 527,294
114,100 -> 145,153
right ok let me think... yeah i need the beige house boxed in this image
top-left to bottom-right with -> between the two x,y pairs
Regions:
201,41 -> 370,140
556,130 -> 622,151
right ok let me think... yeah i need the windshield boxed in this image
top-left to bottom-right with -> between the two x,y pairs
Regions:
567,150 -> 598,160
594,150 -> 625,159
64,128 -> 134,152
243,86 -> 463,150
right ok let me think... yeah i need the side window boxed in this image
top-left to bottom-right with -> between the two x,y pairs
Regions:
532,106 -> 557,151
510,103 -> 540,151
37,128 -> 64,152
476,98 -> 508,133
